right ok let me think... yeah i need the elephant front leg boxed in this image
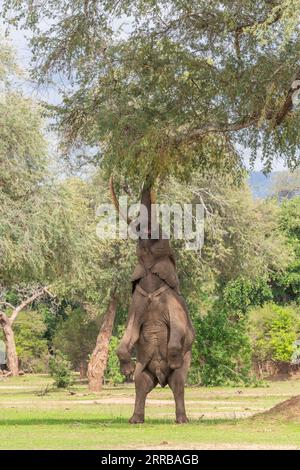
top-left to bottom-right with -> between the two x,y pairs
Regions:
117,294 -> 146,378
129,369 -> 157,424
116,342 -> 135,378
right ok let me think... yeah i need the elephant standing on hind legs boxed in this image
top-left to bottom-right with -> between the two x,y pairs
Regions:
110,178 -> 195,424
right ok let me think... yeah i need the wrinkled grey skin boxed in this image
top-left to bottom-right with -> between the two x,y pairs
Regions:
117,188 -> 195,424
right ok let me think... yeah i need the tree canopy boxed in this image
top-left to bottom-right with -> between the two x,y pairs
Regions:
2,1 -> 300,186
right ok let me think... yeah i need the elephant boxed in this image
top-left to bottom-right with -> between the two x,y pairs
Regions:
110,178 -> 195,424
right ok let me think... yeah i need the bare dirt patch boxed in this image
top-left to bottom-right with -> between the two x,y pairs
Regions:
133,443 -> 300,450
259,395 -> 300,421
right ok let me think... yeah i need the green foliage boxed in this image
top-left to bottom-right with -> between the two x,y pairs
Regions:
192,303 -> 252,386
39,302 -> 66,344
0,36 -> 18,81
53,306 -> 99,372
249,303 -> 300,363
104,327 -> 125,385
4,1 -> 300,181
49,351 -> 73,388
223,277 -> 273,313
272,197 -> 300,303
13,310 -> 49,373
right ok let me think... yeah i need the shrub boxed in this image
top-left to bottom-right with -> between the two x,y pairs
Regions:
192,302 -> 253,386
49,351 -> 73,388
249,303 -> 300,363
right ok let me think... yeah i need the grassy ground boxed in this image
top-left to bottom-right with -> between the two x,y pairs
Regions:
0,374 -> 300,449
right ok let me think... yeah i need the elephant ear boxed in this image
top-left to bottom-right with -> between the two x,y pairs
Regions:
169,248 -> 177,268
131,262 -> 147,293
131,262 -> 146,283
151,258 -> 180,292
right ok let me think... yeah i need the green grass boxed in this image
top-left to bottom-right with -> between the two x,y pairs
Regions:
0,374 -> 300,449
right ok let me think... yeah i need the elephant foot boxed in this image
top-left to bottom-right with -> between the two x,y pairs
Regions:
120,360 -> 135,378
129,414 -> 144,424
176,414 -> 189,424
168,346 -> 183,369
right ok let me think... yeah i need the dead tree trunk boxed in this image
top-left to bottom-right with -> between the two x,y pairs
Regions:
0,313 -> 18,376
88,296 -> 117,392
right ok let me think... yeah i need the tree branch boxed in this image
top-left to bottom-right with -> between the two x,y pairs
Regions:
174,66 -> 300,146
0,301 -> 16,310
0,311 -> 9,327
173,114 -> 260,146
234,7 -> 282,35
152,5 -> 282,39
274,69 -> 300,126
9,287 -> 50,325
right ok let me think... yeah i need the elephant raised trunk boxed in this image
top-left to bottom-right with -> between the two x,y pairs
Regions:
110,176 -> 195,424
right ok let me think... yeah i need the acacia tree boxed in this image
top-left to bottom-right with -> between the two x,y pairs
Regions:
2,0 -> 300,183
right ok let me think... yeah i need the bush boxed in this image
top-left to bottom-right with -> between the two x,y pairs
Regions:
192,302 -> 253,386
49,351 -> 73,388
249,303 -> 300,363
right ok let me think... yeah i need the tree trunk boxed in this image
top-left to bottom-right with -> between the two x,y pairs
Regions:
0,313 -> 19,376
88,296 -> 117,392
79,361 -> 88,379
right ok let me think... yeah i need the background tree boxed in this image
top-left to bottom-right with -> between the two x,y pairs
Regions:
53,306 -> 100,378
0,287 -> 49,375
49,175 -> 136,391
272,197 -> 300,303
163,170 -> 290,294
271,170 -> 300,200
13,309 -> 49,373
0,39 -> 133,379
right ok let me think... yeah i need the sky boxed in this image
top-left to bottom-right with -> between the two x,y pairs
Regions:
0,14 -> 287,173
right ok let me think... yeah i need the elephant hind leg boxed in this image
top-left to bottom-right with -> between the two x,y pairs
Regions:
129,368 -> 158,424
168,351 -> 191,424
166,293 -> 187,369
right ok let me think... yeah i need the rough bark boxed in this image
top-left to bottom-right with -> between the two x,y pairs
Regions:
0,312 -> 18,376
88,296 -> 117,392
